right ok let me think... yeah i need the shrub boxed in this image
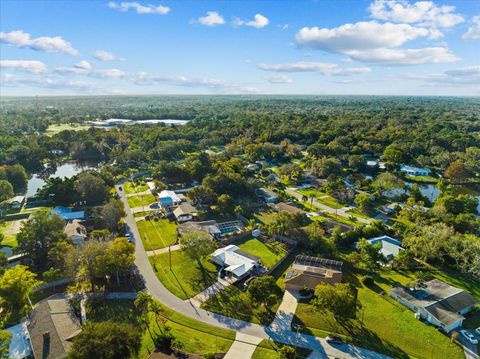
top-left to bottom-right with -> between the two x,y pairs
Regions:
362,276 -> 375,287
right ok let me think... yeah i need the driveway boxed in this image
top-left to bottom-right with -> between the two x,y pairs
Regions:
117,184 -> 389,358
224,332 -> 263,359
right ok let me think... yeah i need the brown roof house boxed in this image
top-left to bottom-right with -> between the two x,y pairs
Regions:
27,294 -> 82,359
391,278 -> 478,333
64,220 -> 87,245
284,255 -> 343,291
173,204 -> 198,223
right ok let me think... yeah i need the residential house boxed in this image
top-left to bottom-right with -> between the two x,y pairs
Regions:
51,206 -> 84,221
158,190 -> 185,208
284,255 -> 343,291
245,163 -> 260,172
5,322 -> 31,359
366,160 -> 386,170
7,196 -> 26,211
257,188 -> 279,204
273,202 -> 305,215
173,204 -> 198,223
400,165 -> 430,176
366,235 -> 403,261
178,220 -> 244,239
27,294 -> 82,359
64,220 -> 87,245
146,181 -> 156,192
210,244 -> 260,280
382,202 -> 404,215
391,279 -> 478,333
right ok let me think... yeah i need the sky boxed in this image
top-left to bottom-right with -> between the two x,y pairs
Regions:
0,0 -> 479,96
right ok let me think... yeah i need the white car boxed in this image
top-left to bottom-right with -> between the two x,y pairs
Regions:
475,327 -> 480,336
460,330 -> 478,345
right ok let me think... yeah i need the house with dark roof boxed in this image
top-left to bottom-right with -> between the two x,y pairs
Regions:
27,294 -> 82,359
391,279 -> 478,332
173,204 -> 198,222
284,255 -> 343,291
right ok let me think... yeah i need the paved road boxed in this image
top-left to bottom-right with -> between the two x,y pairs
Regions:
117,185 -> 388,358
286,188 -> 372,224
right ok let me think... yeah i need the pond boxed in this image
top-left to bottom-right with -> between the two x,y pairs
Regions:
25,161 -> 99,197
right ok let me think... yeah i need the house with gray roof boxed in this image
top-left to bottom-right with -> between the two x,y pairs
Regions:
391,278 -> 478,332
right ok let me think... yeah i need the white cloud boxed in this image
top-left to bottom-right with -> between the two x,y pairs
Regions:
264,75 -> 293,84
1,74 -> 100,91
91,68 -> 126,78
0,60 -> 48,73
347,47 -> 458,65
258,61 -> 371,75
74,60 -> 92,71
234,14 -> 269,28
369,0 -> 464,28
108,1 -> 170,14
404,66 -> 480,85
195,11 -> 225,26
0,30 -> 79,55
295,21 -> 458,65
463,16 -> 480,41
94,50 -> 125,61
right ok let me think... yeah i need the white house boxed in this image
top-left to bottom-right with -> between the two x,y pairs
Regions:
391,279 -> 478,333
210,245 -> 260,280
400,165 -> 430,176
158,190 -> 185,208
173,204 -> 198,222
367,235 -> 403,261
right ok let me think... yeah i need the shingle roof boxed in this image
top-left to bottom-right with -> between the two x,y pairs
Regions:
425,291 -> 478,326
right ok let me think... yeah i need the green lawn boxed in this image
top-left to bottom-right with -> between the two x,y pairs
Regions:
149,250 -> 217,300
298,188 -> 328,198
0,219 -> 24,247
124,181 -> 149,195
293,269 -> 465,359
345,208 -> 372,220
252,340 -> 312,359
235,236 -> 288,269
315,196 -> 344,209
406,175 -> 439,183
127,193 -> 156,208
253,209 -> 278,225
45,123 -> 92,135
83,298 -> 234,358
137,219 -> 177,250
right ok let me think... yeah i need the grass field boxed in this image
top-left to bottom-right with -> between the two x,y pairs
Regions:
253,209 -> 278,225
293,269 -> 465,359
124,181 -> 149,195
84,298 -> 235,358
252,340 -> 312,359
345,208 -> 372,220
149,250 -> 217,300
406,175 -> 439,183
235,236 -> 288,269
0,219 -> 24,247
137,219 -> 177,250
45,123 -> 92,135
127,193 -> 156,208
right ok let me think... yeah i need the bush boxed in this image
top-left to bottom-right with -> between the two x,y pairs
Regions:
362,276 -> 375,287
153,327 -> 175,350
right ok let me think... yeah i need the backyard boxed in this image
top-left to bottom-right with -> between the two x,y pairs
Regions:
234,236 -> 288,269
127,193 -> 157,208
137,219 -> 177,250
0,219 -> 24,247
149,250 -> 217,300
124,181 -> 149,195
292,268 -> 467,359
252,208 -> 278,225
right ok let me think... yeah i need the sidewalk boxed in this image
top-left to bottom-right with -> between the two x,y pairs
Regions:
223,332 -> 263,359
189,277 -> 234,307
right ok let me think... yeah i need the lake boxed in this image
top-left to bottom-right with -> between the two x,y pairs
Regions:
25,161 -> 98,197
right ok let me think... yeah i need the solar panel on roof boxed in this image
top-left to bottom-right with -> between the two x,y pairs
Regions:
294,255 -> 343,270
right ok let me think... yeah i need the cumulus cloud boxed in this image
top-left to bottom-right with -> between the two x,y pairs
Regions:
0,30 -> 79,55
463,16 -> 480,41
94,50 -> 125,61
0,60 -> 48,73
195,11 -> 225,26
107,1 -> 170,14
264,75 -> 293,84
295,21 -> 457,65
369,0 -> 464,28
234,14 -> 269,28
258,61 -> 371,75
404,66 -> 480,85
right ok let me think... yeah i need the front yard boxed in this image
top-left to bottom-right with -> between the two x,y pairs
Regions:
149,250 -> 217,300
137,219 -> 177,250
124,181 -> 149,195
127,193 -> 157,208
234,236 -> 288,269
292,269 -> 466,359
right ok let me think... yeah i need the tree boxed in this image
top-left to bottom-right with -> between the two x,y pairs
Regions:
354,193 -> 374,213
310,157 -> 342,179
357,238 -> 384,271
0,165 -> 28,193
444,160 -> 471,183
179,232 -> 216,266
247,276 -> 278,307
278,345 -> 296,359
66,240 -> 107,291
104,237 -> 135,286
313,282 -> 359,319
382,144 -> 404,167
69,321 -> 141,359
0,180 -> 13,202
0,330 -> 11,359
101,198 -> 126,232
373,172 -> 404,193
217,194 -> 234,214
37,176 -> 78,205
278,163 -> 302,184
74,172 -> 108,205
0,265 -> 42,313
16,211 -> 67,270
187,185 -> 216,205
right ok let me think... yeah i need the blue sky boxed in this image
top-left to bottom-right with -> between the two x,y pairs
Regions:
1,0 -> 479,96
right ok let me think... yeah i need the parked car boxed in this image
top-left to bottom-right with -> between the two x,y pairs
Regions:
475,327 -> 480,335
460,330 -> 478,345
326,336 -> 344,345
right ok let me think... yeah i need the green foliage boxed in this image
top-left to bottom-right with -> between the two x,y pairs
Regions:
0,330 -> 11,359
74,172 -> 108,205
0,265 -> 42,313
0,181 -> 14,202
247,276 -> 277,306
0,165 -> 28,193
313,282 -> 359,320
179,231 -> 217,263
